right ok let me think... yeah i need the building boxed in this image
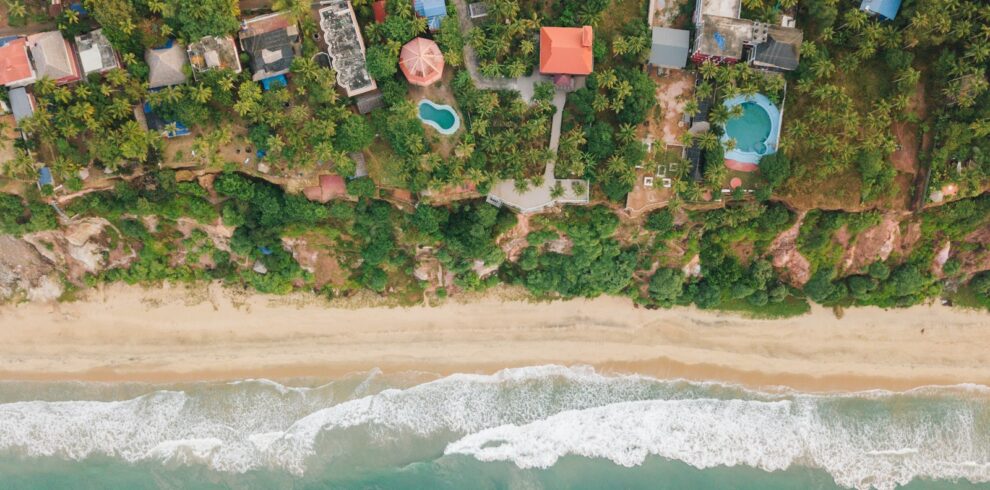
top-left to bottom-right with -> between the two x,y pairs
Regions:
0,37 -> 37,88
372,0 -> 387,23
146,40 -> 189,89
8,87 -> 35,126
318,2 -> 377,97
26,31 -> 81,85
138,102 -> 191,138
468,2 -> 488,19
355,91 -> 385,114
649,27 -> 690,69
691,0 -> 802,71
539,26 -> 594,76
239,12 -> 301,82
187,35 -> 243,75
399,37 -> 444,86
750,25 -> 802,71
75,29 -> 119,76
860,0 -> 902,21
303,175 -> 347,202
413,0 -> 447,30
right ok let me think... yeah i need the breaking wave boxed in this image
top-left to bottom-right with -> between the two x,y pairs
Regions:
0,366 -> 987,490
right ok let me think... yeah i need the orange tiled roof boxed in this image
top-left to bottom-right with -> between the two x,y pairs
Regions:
539,26 -> 594,76
0,38 -> 36,86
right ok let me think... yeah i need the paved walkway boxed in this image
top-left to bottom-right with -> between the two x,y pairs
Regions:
452,0 -> 589,213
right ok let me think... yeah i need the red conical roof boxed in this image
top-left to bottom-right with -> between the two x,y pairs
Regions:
399,37 -> 444,86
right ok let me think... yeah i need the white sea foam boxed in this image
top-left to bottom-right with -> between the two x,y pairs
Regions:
444,396 -> 990,490
0,365 -> 987,490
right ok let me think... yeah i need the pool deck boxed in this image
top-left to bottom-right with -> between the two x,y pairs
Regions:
725,159 -> 759,173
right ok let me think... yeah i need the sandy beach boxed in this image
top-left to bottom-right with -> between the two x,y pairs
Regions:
0,282 -> 988,392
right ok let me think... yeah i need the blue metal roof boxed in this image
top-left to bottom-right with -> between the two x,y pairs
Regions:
414,0 -> 447,28
38,167 -> 53,187
860,0 -> 902,20
142,101 -> 191,138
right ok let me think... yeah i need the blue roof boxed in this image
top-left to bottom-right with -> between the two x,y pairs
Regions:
261,74 -> 287,91
142,101 -> 191,138
860,0 -> 901,20
38,167 -> 53,187
68,2 -> 88,15
414,0 -> 447,28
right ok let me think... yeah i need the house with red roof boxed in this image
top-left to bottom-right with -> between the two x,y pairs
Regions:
539,26 -> 594,76
0,37 -> 38,88
303,175 -> 347,203
373,0 -> 387,23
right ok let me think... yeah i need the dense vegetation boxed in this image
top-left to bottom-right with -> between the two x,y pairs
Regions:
3,0 -> 990,315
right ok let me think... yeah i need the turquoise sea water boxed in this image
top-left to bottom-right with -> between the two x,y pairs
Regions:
725,101 -> 772,153
1,366 -> 989,490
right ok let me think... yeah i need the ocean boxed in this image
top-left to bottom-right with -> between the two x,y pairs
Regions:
0,366 -> 988,490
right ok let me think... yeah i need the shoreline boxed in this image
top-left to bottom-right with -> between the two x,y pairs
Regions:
0,282 -> 989,393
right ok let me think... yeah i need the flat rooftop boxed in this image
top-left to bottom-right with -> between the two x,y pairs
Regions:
697,0 -> 741,18
695,15 -> 751,60
319,2 -> 377,97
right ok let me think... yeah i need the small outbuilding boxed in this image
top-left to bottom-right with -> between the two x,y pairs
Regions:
372,0 -> 387,23
649,27 -> 690,69
860,0 -> 902,21
8,87 -> 35,125
399,37 -> 444,86
187,35 -> 242,75
413,0 -> 447,30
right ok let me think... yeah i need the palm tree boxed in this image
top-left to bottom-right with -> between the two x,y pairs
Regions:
2,149 -> 36,179
810,58 -> 835,79
699,60 -> 719,81
487,0 -> 519,24
273,0 -> 309,23
617,123 -> 637,145
6,0 -> 26,18
842,9 -> 868,32
697,132 -> 721,152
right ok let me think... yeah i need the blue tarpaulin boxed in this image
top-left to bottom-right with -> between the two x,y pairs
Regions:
259,246 -> 273,255
713,32 -> 726,51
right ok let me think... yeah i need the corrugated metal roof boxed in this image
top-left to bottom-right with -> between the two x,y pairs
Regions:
649,27 -> 690,68
860,0 -> 902,20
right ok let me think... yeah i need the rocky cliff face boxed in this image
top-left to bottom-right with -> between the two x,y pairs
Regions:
0,235 -> 62,302
0,218 -> 117,303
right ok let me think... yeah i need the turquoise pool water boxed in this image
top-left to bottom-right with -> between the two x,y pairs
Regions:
418,99 -> 460,135
726,102 -> 771,153
721,94 -> 781,166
